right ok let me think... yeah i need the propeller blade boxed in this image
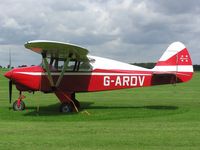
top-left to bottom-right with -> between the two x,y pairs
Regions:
9,80 -> 12,104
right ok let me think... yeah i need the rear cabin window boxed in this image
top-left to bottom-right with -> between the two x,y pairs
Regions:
78,61 -> 92,71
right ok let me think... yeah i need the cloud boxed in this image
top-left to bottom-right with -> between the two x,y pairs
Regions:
0,0 -> 199,67
146,0 -> 200,15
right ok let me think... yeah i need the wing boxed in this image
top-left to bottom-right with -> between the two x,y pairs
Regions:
24,40 -> 89,61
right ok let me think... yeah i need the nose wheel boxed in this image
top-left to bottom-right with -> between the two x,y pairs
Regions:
12,91 -> 26,111
13,100 -> 25,111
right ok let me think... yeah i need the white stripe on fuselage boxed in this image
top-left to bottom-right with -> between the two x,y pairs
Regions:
15,72 -> 152,76
15,65 -> 193,76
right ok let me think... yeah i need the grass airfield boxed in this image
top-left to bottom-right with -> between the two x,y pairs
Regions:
0,69 -> 200,150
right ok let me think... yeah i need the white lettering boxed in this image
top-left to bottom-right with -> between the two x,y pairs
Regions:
103,75 -> 146,87
130,76 -> 137,86
104,76 -> 110,86
115,76 -> 121,86
138,76 -> 145,86
123,76 -> 130,86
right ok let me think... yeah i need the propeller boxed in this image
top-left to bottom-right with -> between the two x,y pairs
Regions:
9,80 -> 12,104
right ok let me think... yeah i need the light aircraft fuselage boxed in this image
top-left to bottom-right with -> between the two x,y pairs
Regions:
4,40 -> 193,112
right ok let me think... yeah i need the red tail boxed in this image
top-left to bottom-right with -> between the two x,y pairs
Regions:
152,42 -> 193,83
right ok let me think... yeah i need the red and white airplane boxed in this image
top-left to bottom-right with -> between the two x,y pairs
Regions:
4,40 -> 193,113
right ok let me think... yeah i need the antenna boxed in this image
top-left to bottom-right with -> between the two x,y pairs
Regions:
9,49 -> 11,68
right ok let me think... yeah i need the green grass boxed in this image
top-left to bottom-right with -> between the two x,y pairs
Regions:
0,69 -> 200,150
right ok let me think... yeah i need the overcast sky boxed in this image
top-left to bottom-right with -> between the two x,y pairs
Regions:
0,0 -> 199,67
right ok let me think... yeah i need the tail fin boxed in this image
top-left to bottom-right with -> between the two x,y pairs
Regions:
152,42 -> 193,84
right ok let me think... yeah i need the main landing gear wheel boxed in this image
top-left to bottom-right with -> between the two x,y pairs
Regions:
60,103 -> 73,113
13,100 -> 25,111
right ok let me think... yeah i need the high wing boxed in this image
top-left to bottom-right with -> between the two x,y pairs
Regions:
24,40 -> 89,61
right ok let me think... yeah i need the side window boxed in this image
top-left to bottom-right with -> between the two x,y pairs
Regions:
43,57 -> 93,72
66,61 -> 76,71
57,60 -> 76,71
78,61 -> 92,71
47,58 -> 76,72
57,60 -> 64,70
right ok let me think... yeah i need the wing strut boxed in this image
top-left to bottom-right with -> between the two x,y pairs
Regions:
42,52 -> 71,89
55,58 -> 70,87
42,52 -> 55,87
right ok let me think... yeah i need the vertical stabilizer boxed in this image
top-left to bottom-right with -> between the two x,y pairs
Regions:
152,42 -> 193,83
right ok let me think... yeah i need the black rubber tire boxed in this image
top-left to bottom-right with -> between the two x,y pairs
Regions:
60,103 -> 72,113
13,100 -> 25,111
73,99 -> 80,109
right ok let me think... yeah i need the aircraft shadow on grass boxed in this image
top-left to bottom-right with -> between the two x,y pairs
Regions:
88,105 -> 178,110
23,101 -> 178,117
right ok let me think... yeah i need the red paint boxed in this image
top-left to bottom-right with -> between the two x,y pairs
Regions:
156,48 -> 192,66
